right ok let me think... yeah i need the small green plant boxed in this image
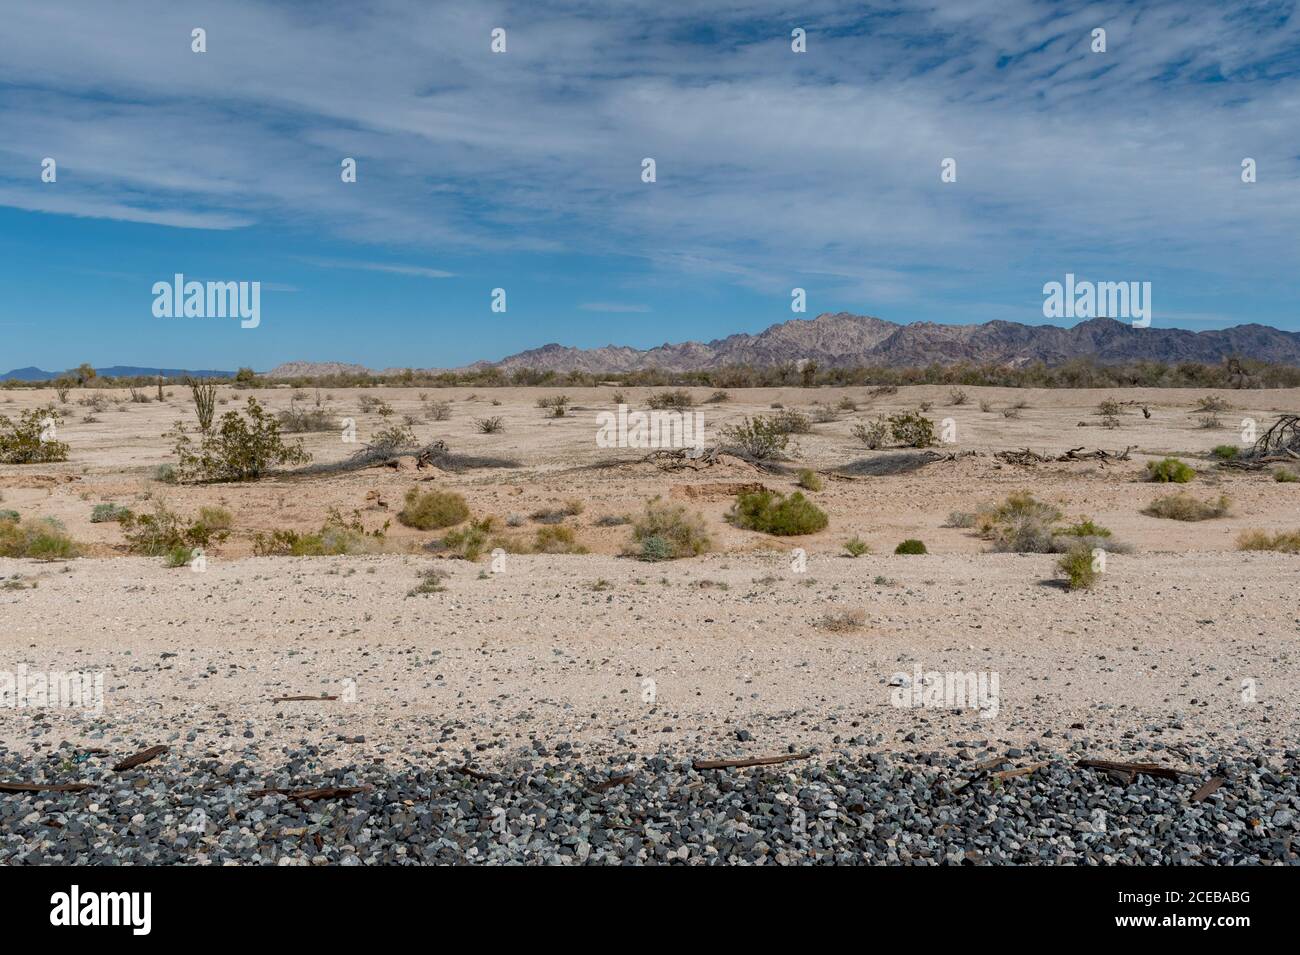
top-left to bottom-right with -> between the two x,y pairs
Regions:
842,536 -> 870,557
119,499 -> 230,556
1274,469 -> 1299,483
90,503 -> 132,523
398,488 -> 470,530
1143,493 -> 1230,521
796,468 -> 823,492
438,518 -> 496,560
475,416 -> 505,434
626,498 -> 713,560
894,539 -> 927,555
533,524 -> 587,554
1146,457 -> 1195,483
646,390 -> 693,410
0,406 -> 70,463
408,567 -> 450,596
252,509 -> 385,556
728,489 -> 828,536
1056,547 -> 1098,590
1211,445 -> 1239,460
187,378 -> 218,431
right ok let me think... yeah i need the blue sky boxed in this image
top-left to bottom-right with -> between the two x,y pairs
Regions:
1,0 -> 1298,372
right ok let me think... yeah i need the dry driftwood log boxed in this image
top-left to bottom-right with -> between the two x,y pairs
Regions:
113,745 -> 168,772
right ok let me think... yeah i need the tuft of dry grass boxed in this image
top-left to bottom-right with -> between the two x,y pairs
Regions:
1143,493 -> 1230,521
1236,530 -> 1300,553
814,608 -> 867,632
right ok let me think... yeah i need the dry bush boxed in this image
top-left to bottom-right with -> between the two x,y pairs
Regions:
0,514 -> 79,560
253,509 -> 386,556
398,488 -> 470,530
1143,493 -> 1230,521
625,497 -> 712,561
815,608 -> 867,632
1236,530 -> 1300,553
475,416 -> 505,434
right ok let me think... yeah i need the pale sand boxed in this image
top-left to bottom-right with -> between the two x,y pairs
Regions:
1,384 -> 1297,767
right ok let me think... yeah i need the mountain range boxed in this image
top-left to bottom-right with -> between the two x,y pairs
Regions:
8,314 -> 1299,381
0,366 -> 233,382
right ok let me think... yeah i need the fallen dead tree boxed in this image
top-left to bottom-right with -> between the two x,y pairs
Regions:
1220,414 -> 1300,469
995,446 -> 1134,467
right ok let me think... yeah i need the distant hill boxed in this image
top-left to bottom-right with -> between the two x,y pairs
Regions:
264,361 -> 372,379
0,366 -> 233,381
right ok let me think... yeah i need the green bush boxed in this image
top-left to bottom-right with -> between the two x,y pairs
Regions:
1146,457 -> 1195,483
90,503 -> 133,523
1056,547 -> 1098,590
398,488 -> 470,530
894,539 -> 927,554
719,415 -> 791,459
438,518 -> 496,560
843,536 -> 870,557
1274,469 -> 1299,483
533,525 -> 587,554
0,406 -> 70,464
850,416 -> 888,449
253,509 -> 385,556
888,412 -> 935,448
728,489 -> 828,536
169,397 -> 310,482
646,390 -> 694,410
0,516 -> 79,560
1211,444 -> 1239,460
796,468 -> 823,492
120,500 -> 230,556
626,498 -> 712,560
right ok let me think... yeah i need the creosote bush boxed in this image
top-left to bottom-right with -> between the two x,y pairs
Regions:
728,489 -> 828,536
888,412 -> 935,448
90,503 -> 132,523
398,488 -> 470,530
1146,457 -> 1196,483
894,539 -> 927,554
119,500 -> 230,557
719,415 -> 791,459
1056,547 -> 1098,590
626,497 -> 712,561
851,416 -> 888,449
0,406 -> 69,464
169,397 -> 310,482
646,390 -> 693,410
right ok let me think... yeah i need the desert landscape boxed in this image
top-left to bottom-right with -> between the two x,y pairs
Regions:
2,380 -> 1297,864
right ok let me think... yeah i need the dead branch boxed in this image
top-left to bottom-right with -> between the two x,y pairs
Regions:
271,694 -> 339,703
248,786 -> 371,801
0,781 -> 94,793
1076,758 -> 1185,781
1190,777 -> 1227,802
113,745 -> 168,772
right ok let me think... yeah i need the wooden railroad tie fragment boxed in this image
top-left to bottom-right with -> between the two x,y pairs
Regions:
248,786 -> 370,801
588,773 -> 635,794
1190,777 -> 1227,802
693,753 -> 812,771
0,781 -> 93,794
113,745 -> 169,772
1076,758 -> 1184,781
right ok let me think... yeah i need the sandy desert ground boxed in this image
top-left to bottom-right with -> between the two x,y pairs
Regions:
2,383 -> 1297,777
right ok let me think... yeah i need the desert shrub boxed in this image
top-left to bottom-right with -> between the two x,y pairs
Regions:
369,423 -> 418,452
0,407 -> 69,463
1236,530 -> 1300,553
90,503 -> 132,523
815,608 -> 867,632
1143,493 -> 1230,521
843,536 -> 870,557
358,394 -> 390,414
851,417 -> 889,449
438,518 -> 496,560
0,516 -> 79,560
728,489 -> 828,536
810,405 -> 839,424
646,390 -> 693,410
894,539 -> 927,555
120,500 -> 230,556
949,388 -> 969,406
889,412 -> 935,448
918,401 -> 933,413
128,387 -> 150,403
719,415 -> 791,459
408,567 -> 450,596
977,492 -> 1122,554
1197,414 -> 1222,429
0,509 -> 19,522
594,514 -> 630,527
1057,518 -> 1112,539
1056,547 -> 1098,590
705,390 -> 730,404
1211,445 -> 1239,460
530,500 -> 584,524
1146,457 -> 1195,483
169,397 -> 310,482
980,491 -> 1062,530
945,511 -> 977,528
277,403 -> 336,432
398,488 -> 470,530
1097,398 -> 1122,417
1194,396 -> 1230,413
425,400 -> 452,421
1275,468 -> 1300,483
837,397 -> 858,412
153,463 -> 177,484
771,409 -> 813,435
533,525 -> 587,554
796,468 -> 823,492
475,416 -> 505,434
626,498 -> 713,560
253,509 -> 384,556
